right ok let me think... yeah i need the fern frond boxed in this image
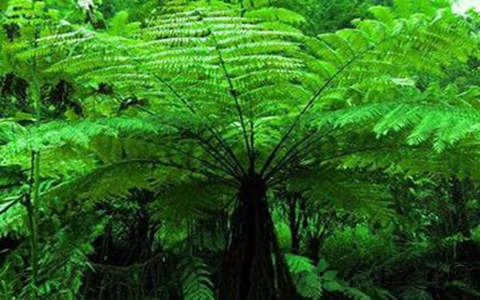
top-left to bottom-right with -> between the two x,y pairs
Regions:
178,257 -> 215,300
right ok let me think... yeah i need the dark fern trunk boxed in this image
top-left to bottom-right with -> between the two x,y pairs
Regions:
220,174 -> 298,300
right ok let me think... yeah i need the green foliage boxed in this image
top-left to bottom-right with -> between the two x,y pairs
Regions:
322,224 -> 398,268
472,224 -> 480,244
288,255 -> 340,298
0,0 -> 479,299
178,257 -> 215,300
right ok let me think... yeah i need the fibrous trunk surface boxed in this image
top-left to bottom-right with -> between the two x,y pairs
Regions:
220,174 -> 298,300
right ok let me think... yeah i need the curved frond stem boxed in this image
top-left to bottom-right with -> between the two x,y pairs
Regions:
268,143 -> 419,187
157,140 -> 236,178
316,144 -> 415,165
42,159 -> 237,198
186,129 -> 245,179
166,142 -> 239,182
260,59 -> 358,177
152,156 -> 238,187
209,32 -> 253,171
260,43 -> 381,178
266,121 -> 368,181
266,131 -> 337,186
267,111 -> 392,181
264,129 -> 319,181
151,74 -> 247,177
0,196 -> 22,215
131,104 -> 242,179
267,155 -> 304,188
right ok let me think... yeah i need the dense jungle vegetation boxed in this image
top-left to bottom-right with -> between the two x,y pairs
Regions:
1,0 -> 480,299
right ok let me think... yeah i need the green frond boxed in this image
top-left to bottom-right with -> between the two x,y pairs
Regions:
287,169 -> 396,223
178,257 -> 215,300
245,7 -> 306,25
151,181 -> 233,221
285,253 -> 315,274
285,253 -> 319,298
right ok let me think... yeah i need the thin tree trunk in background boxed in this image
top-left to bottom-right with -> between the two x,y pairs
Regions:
450,176 -> 469,237
450,176 -> 479,262
25,150 -> 40,296
286,194 -> 303,254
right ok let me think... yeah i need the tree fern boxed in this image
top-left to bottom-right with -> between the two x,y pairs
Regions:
1,0 -> 479,298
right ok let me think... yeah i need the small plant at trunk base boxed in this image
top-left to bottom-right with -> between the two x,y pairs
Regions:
297,258 -> 339,298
